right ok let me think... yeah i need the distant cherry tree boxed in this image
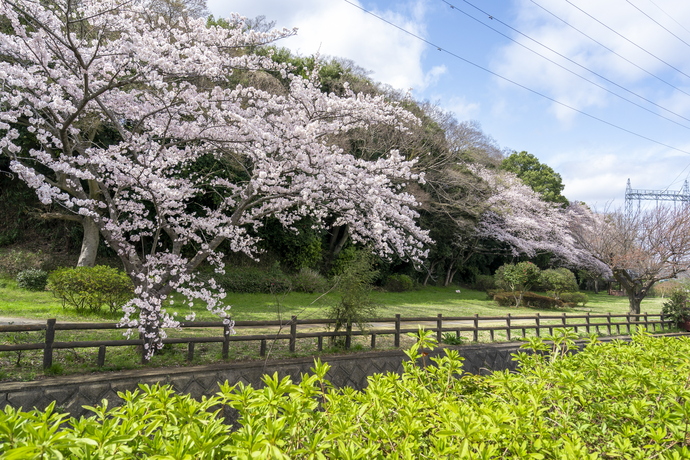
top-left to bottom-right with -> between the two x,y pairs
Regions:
0,0 -> 429,357
570,204 -> 690,314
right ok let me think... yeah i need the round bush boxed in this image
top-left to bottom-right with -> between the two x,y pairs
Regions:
16,269 -> 48,291
290,268 -> 329,293
384,274 -> 415,292
48,265 -> 134,314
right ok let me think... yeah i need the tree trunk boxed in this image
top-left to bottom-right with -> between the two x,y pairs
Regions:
77,216 -> 99,267
628,294 -> 643,315
323,224 -> 349,273
444,263 -> 457,287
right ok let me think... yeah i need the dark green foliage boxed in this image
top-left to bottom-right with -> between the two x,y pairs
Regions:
560,291 -> 589,307
256,218 -> 323,272
15,269 -> 48,291
472,274 -> 496,291
289,268 -> 329,293
216,265 -> 291,294
501,150 -> 569,205
47,266 -> 134,314
661,289 -> 690,327
493,291 -> 564,308
383,274 -> 415,292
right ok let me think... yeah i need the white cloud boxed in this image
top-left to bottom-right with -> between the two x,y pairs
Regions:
555,143 -> 690,208
493,0 -> 690,122
207,0 -> 440,91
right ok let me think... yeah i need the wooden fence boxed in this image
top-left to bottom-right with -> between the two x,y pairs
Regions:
0,312 -> 672,370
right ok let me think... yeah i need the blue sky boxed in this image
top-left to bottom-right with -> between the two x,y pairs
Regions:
207,0 -> 690,209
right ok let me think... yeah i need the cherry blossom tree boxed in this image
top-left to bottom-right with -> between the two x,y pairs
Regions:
0,0 -> 429,357
472,166 -> 606,273
569,204 -> 690,314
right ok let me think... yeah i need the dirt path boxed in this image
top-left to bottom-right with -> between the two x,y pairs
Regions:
0,317 -> 44,325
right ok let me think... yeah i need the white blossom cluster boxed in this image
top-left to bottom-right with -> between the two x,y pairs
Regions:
471,165 -> 607,273
0,0 -> 429,358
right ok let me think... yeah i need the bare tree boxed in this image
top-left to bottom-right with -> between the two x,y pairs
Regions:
570,204 -> 690,314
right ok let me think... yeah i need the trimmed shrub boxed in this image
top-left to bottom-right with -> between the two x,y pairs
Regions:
383,274 -> 415,292
290,268 -> 329,293
560,291 -> 589,307
216,266 -> 291,294
48,265 -> 134,314
540,268 -> 578,299
493,291 -> 564,308
16,269 -> 48,291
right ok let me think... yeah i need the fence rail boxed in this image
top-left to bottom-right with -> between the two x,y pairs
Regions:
0,312 -> 672,369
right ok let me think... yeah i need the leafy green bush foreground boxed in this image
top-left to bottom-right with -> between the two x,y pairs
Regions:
2,329 -> 690,459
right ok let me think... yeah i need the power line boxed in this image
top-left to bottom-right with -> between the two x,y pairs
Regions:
624,0 -> 690,50
442,0 -> 690,130
563,0 -> 690,82
340,0 -> 690,156
645,0 -> 690,38
528,0 -> 690,99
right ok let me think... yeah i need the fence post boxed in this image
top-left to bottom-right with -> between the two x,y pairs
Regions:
97,345 -> 106,367
607,313 -> 612,335
586,312 -> 591,333
289,315 -> 297,352
561,312 -> 567,327
260,339 -> 267,356
394,314 -> 401,348
371,333 -> 376,349
43,319 -> 56,370
506,313 -> 512,341
222,323 -> 231,360
437,314 -> 443,343
473,314 -> 479,342
644,312 -> 649,331
187,342 -> 195,362
535,313 -> 541,338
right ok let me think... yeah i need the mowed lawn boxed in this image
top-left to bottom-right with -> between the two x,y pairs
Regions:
0,278 -> 667,323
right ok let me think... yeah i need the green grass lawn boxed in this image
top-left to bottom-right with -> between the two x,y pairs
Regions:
0,278 -> 666,322
0,278 -> 670,382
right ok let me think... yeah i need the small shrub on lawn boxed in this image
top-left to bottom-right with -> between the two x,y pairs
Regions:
290,268 -> 329,293
560,291 -> 589,307
48,265 -> 134,314
16,269 -> 48,291
383,273 -> 415,292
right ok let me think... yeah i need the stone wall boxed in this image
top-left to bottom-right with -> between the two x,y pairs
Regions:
0,341 -> 520,418
1,334 -> 685,419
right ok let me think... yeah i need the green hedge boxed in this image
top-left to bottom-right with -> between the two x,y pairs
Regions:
215,266 -> 291,294
2,330 -> 690,459
493,291 -> 565,308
